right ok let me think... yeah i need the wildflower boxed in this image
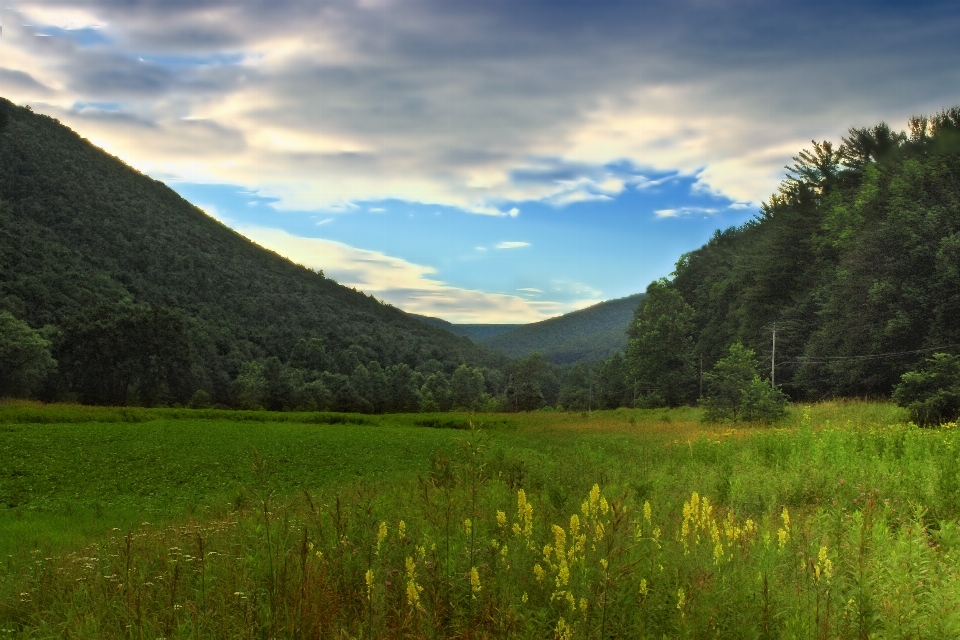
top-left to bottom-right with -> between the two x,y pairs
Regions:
599,558 -> 608,572
555,617 -> 573,640
639,578 -> 648,596
365,569 -> 374,601
677,588 -> 686,615
496,510 -> 507,528
522,592 -> 528,603
579,597 -> 588,613
405,557 -> 423,610
534,563 -> 546,584
464,518 -> 472,537
398,520 -> 406,540
376,521 -> 387,555
777,528 -> 788,549
815,545 -> 833,582
556,561 -> 570,589
470,566 -> 481,598
644,500 -> 652,524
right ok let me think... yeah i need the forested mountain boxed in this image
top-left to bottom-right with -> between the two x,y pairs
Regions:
0,98 -> 508,409
478,294 -> 645,364
650,108 -> 960,400
410,315 -> 522,341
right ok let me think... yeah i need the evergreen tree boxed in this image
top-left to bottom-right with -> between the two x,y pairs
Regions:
626,279 -> 697,407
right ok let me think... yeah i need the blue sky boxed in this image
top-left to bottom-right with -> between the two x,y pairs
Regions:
3,0 -> 960,321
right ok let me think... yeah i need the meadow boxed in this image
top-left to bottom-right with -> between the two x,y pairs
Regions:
3,400 -> 960,638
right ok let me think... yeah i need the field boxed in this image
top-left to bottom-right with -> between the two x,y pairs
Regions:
3,400 -> 960,637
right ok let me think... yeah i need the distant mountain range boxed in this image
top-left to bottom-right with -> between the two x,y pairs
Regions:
416,293 -> 645,365
410,315 -> 522,341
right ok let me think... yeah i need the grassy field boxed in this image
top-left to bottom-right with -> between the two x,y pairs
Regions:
5,399 -> 960,637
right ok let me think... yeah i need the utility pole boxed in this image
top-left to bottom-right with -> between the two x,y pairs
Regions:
767,323 -> 779,387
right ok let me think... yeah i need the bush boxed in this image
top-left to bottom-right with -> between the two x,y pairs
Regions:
701,343 -> 788,423
892,353 -> 960,426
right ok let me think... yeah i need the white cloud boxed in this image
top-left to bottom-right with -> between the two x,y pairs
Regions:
495,241 -> 530,249
518,287 -> 542,293
233,226 -> 590,323
316,217 -> 334,225
654,206 -> 720,219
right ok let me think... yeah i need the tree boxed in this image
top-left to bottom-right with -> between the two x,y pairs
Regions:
0,311 -> 56,397
701,343 -> 787,422
892,353 -> 960,426
626,279 -> 697,407
450,364 -> 485,410
506,353 -> 548,412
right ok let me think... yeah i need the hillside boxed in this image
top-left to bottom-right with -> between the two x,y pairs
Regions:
477,293 -> 645,364
657,108 -> 960,398
410,315 -> 522,340
0,99 -> 505,407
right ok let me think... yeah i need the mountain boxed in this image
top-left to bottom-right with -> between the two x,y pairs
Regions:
410,315 -> 522,341
0,99 -> 505,406
476,294 -> 645,365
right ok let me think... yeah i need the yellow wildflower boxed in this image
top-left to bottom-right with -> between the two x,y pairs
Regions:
365,569 -> 374,601
643,500 -> 652,524
398,520 -> 406,540
555,617 -> 573,640
815,545 -> 833,582
677,587 -> 686,615
639,578 -> 648,596
464,518 -> 472,537
534,563 -> 545,583
579,597 -> 588,613
470,566 -> 481,598
496,510 -> 507,527
522,591 -> 528,603
376,521 -> 387,555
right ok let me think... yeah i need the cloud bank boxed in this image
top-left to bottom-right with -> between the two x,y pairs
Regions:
4,0 -> 958,214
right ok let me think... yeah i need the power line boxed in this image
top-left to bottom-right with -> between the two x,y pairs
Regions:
779,343 -> 960,365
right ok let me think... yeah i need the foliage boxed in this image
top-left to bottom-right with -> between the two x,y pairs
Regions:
626,279 -> 697,407
892,352 -> 960,425
0,311 -> 55,397
701,343 -> 788,422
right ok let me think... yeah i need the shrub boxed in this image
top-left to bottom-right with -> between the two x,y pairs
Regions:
701,343 -> 788,423
892,353 -> 960,426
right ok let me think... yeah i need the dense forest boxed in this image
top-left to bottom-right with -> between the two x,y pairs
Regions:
624,107 -> 960,404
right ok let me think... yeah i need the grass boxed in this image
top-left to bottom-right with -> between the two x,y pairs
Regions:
7,399 -> 960,637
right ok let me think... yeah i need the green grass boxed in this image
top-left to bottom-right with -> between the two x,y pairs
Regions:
9,399 -> 960,638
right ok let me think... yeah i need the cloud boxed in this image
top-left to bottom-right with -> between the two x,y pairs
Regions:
233,226 -> 591,323
315,217 -> 334,225
495,241 -> 530,249
6,0 -> 960,213
518,288 -> 542,293
654,206 -> 720,219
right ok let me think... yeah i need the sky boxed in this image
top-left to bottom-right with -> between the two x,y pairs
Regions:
3,1 -> 959,322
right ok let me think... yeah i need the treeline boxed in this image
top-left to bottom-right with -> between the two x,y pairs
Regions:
0,305 -> 566,412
